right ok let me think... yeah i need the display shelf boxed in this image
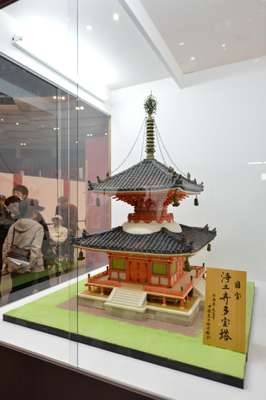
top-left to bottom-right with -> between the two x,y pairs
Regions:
0,272 -> 265,400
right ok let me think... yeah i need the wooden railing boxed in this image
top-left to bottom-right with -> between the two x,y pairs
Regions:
88,269 -> 109,283
191,265 -> 206,278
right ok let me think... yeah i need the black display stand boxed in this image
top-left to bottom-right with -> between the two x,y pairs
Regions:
0,341 -> 157,399
3,314 -> 249,388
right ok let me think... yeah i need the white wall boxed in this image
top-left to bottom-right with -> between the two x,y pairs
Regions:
110,71 -> 266,282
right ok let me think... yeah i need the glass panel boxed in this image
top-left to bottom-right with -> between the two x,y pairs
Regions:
0,0 -> 80,368
0,56 -> 61,302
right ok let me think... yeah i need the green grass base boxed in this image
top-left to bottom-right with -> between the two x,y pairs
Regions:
4,281 -> 255,379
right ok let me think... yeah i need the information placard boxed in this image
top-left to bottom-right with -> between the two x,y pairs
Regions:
203,267 -> 246,353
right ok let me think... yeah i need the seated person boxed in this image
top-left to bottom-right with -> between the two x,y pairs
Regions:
2,199 -> 44,274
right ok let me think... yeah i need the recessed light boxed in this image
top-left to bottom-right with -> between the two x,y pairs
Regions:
221,43 -> 227,49
61,96 -> 66,101
15,122 -> 20,126
20,142 -> 27,147
53,95 -> 57,100
190,56 -> 196,61
113,13 -> 120,22
53,127 -> 60,131
86,24 -> 93,31
0,118 -> 4,122
75,140 -> 79,144
104,132 -> 108,136
248,161 -> 266,165
179,42 -> 185,46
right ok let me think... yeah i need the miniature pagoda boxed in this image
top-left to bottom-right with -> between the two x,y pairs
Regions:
75,95 -> 216,324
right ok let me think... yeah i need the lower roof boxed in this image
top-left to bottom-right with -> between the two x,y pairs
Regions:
74,224 -> 216,256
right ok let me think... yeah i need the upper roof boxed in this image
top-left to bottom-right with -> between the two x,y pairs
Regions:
74,224 -> 216,255
89,158 -> 203,194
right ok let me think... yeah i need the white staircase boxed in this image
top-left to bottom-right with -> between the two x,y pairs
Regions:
105,288 -> 147,311
194,278 -> 206,299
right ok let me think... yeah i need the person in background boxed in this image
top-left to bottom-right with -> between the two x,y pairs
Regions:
0,196 -> 21,274
0,194 -> 8,275
13,185 -> 29,218
49,215 -> 68,260
19,199 -> 52,269
5,195 -> 21,220
0,194 -> 6,214
2,199 -> 44,275
55,197 -> 78,262
13,185 -> 29,201
55,196 -> 78,236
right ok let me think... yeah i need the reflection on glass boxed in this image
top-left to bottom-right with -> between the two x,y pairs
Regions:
0,56 -> 110,305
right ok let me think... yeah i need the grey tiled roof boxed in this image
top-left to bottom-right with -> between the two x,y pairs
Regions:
90,159 -> 203,193
74,224 -> 216,255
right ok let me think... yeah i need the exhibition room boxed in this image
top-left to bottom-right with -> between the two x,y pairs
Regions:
0,0 -> 265,399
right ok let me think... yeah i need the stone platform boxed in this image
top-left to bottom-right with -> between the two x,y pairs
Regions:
78,278 -> 205,326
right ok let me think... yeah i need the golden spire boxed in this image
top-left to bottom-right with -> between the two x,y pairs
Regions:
144,93 -> 157,159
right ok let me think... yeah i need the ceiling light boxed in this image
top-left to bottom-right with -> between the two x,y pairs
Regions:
75,105 -> 84,111
86,24 -> 93,31
113,13 -> 120,22
53,95 -> 66,101
104,132 -> 108,136
75,140 -> 79,144
0,118 -> 4,122
248,161 -> 266,165
261,173 -> 266,181
20,142 -> 27,146
179,42 -> 185,46
53,127 -> 60,131
15,122 -> 20,126
190,56 -> 196,61
221,43 -> 227,49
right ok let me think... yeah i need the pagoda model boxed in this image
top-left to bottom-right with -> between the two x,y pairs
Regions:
75,95 -> 216,323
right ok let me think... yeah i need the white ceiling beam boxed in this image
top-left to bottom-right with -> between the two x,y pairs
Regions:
119,0 -> 185,89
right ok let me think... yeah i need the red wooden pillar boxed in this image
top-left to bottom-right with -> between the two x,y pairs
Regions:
85,135 -> 110,268
107,253 -> 112,279
125,256 -> 130,282
13,172 -> 23,187
167,261 -> 171,288
63,180 -> 70,199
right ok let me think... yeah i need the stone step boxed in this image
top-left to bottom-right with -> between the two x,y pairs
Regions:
106,288 -> 147,308
194,278 -> 205,299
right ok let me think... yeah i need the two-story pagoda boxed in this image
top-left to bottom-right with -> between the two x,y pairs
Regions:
75,95 -> 216,322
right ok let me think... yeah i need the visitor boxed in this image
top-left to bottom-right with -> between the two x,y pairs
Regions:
2,199 -> 44,275
0,196 -> 21,273
49,215 -> 68,260
55,196 -> 78,236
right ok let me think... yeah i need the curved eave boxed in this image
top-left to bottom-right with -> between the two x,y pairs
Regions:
89,186 -> 203,196
74,244 -> 210,257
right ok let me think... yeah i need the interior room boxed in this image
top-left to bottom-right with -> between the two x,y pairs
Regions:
0,1 -> 265,399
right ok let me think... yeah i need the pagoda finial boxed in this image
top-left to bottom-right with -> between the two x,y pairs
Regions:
144,93 -> 157,159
